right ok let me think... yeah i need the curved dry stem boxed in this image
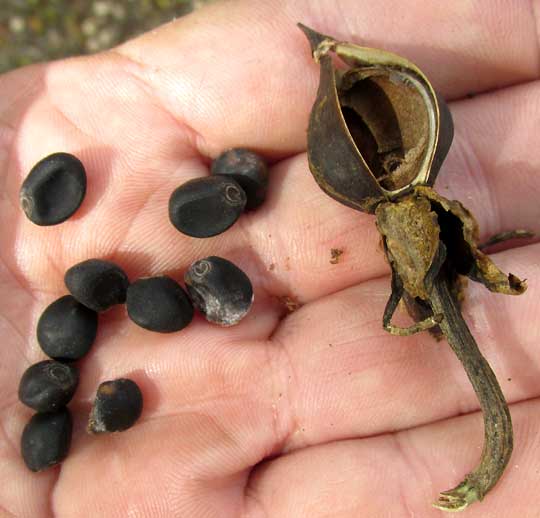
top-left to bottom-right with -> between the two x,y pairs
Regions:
429,274 -> 513,512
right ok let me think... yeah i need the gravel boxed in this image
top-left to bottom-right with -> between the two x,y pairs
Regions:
0,0 -> 214,73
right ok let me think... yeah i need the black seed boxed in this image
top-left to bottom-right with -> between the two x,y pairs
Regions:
18,360 -> 79,413
211,148 -> 269,210
37,295 -> 98,361
65,259 -> 129,312
19,152 -> 86,226
126,276 -> 194,333
184,256 -> 254,326
21,408 -> 72,472
88,378 -> 143,434
168,176 -> 246,238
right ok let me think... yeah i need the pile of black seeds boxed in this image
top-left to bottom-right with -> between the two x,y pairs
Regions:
17,146 -> 266,471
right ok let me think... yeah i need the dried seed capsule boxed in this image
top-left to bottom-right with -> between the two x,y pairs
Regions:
88,378 -> 143,434
126,276 -> 194,333
19,152 -> 87,226
21,408 -> 72,472
168,176 -> 247,238
211,148 -> 269,210
184,256 -> 253,326
18,360 -> 79,413
298,24 -> 454,213
65,259 -> 129,312
37,295 -> 98,361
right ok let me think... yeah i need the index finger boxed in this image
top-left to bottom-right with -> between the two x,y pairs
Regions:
117,0 -> 540,157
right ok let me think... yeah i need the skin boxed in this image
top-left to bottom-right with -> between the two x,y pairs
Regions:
1,0 -> 539,516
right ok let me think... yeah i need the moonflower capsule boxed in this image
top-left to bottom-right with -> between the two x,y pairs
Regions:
300,23 -> 526,512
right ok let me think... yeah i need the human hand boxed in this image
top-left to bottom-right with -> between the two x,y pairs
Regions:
1,1 -> 539,516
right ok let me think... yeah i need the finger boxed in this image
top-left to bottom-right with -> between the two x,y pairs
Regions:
116,0 -> 540,156
245,398 -> 539,517
270,244 -> 539,450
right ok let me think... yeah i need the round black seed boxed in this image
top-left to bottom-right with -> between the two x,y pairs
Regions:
126,276 -> 194,333
65,259 -> 129,312
21,408 -> 72,472
184,256 -> 254,326
37,295 -> 98,361
18,360 -> 79,413
211,148 -> 269,210
88,378 -> 143,434
168,176 -> 247,238
19,152 -> 86,226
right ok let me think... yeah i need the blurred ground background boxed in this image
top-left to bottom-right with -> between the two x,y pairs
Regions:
0,0 -> 214,73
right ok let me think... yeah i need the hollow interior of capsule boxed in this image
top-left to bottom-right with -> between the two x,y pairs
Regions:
338,69 -> 430,191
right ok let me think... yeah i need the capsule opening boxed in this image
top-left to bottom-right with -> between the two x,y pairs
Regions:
338,68 -> 431,192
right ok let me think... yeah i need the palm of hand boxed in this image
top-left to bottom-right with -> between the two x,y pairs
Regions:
1,2 -> 540,517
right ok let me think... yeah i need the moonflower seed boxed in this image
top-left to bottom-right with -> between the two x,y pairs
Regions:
19,152 -> 86,225
168,176 -> 247,237
126,276 -> 194,333
18,360 -> 79,413
65,259 -> 129,312
37,295 -> 98,361
211,148 -> 269,210
21,408 -> 72,472
87,378 -> 143,434
184,256 -> 254,326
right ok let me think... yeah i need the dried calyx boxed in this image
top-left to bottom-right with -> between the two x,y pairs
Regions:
300,23 -> 527,512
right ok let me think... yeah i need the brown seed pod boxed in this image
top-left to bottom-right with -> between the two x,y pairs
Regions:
300,23 -> 528,512
298,24 -> 453,213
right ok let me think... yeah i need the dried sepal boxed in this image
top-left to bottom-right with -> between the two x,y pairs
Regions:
377,187 -> 526,305
377,186 -> 526,349
376,195 -> 442,299
415,186 -> 526,296
299,24 -> 454,213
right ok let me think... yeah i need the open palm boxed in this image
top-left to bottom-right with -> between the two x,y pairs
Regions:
1,1 -> 540,516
